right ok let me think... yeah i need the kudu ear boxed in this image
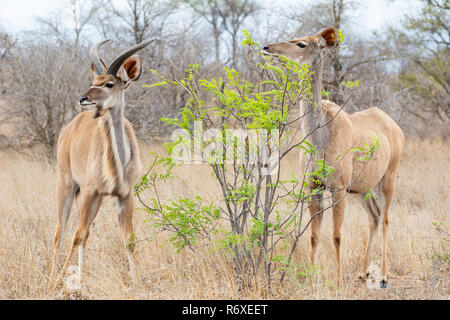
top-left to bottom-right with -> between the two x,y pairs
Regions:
122,55 -> 142,81
90,59 -> 107,77
316,27 -> 339,48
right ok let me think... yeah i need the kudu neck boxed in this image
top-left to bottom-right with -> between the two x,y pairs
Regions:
311,54 -> 323,107
109,94 -> 125,126
302,52 -> 329,151
104,92 -> 128,168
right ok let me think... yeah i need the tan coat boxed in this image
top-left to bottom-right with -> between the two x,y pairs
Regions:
265,26 -> 405,287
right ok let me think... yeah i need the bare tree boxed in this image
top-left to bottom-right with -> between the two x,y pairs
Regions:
2,43 -> 88,155
0,30 -> 15,61
0,30 -> 16,91
183,0 -> 259,66
219,0 -> 260,67
37,0 -> 100,55
183,0 -> 226,64
104,0 -> 177,45
394,0 -> 449,124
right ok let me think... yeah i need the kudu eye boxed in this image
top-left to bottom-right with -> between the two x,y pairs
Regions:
297,42 -> 307,48
105,82 -> 114,88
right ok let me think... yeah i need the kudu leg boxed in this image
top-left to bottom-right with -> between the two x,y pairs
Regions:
332,190 -> 346,285
117,194 -> 138,284
309,192 -> 324,266
380,171 -> 396,288
354,193 -> 381,281
77,196 -> 103,280
49,177 -> 77,288
55,191 -> 97,288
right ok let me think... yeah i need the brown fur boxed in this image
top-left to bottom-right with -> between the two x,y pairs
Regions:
321,28 -> 338,45
265,27 -> 404,287
49,55 -> 144,289
49,110 -> 142,289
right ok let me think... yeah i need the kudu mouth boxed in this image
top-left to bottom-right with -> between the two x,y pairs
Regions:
78,98 -> 104,118
262,45 -> 271,56
78,95 -> 96,109
79,102 -> 96,108
261,45 -> 280,58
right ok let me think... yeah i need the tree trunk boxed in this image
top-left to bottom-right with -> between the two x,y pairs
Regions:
330,0 -> 344,104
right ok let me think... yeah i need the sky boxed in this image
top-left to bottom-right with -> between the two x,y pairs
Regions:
0,0 -> 420,34
0,0 -> 59,32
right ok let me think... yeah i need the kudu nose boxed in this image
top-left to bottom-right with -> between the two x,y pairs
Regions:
263,46 -> 269,50
79,96 -> 88,104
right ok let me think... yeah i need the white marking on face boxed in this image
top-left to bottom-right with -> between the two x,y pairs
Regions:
103,95 -> 114,109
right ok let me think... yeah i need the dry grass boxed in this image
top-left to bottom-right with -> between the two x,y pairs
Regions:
0,137 -> 448,300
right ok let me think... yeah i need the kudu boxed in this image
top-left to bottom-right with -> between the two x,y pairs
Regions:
49,39 -> 154,288
264,27 -> 404,287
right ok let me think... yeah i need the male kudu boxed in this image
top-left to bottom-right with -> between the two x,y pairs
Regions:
49,39 -> 154,288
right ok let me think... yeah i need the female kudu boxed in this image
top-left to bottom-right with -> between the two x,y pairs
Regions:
264,27 -> 404,287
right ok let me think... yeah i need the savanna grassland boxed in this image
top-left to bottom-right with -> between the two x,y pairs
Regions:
0,136 -> 448,300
